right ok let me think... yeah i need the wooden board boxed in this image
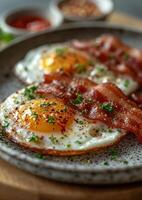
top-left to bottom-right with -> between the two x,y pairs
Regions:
1,11 -> 142,200
108,12 -> 142,29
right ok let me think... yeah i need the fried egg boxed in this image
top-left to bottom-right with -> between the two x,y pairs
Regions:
88,64 -> 138,95
0,85 -> 126,155
15,44 -> 138,95
15,44 -> 92,84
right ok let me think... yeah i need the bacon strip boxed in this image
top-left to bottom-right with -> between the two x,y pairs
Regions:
131,89 -> 142,108
37,73 -> 142,143
71,34 -> 142,85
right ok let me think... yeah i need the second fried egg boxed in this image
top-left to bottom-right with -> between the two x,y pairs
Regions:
15,44 -> 92,84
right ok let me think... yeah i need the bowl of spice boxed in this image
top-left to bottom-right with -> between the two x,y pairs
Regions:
51,0 -> 114,22
0,6 -> 63,36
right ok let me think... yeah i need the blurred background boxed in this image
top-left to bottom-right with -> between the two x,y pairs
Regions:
0,0 -> 142,47
0,0 -> 141,19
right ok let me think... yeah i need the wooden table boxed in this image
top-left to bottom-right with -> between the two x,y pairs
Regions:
0,12 -> 142,200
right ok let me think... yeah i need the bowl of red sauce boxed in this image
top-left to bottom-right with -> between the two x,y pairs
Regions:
51,0 -> 114,22
0,7 -> 63,36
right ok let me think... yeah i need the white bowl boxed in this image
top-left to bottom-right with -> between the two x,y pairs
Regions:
0,6 -> 63,36
51,0 -> 114,22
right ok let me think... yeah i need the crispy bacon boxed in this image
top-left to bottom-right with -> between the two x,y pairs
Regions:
71,34 -> 142,85
131,90 -> 142,108
37,73 -> 142,143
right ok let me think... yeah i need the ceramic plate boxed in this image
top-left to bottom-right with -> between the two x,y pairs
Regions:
0,23 -> 142,184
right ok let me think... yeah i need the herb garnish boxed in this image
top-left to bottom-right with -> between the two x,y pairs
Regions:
104,161 -> 109,166
0,30 -> 14,42
24,86 -> 37,100
123,52 -> 130,61
66,144 -> 71,148
47,116 -> 56,124
2,120 -> 9,128
78,120 -> 84,125
96,66 -> 105,73
75,140 -> 82,145
55,47 -> 67,56
123,160 -> 128,165
35,153 -> 44,159
40,101 -> 57,108
100,102 -> 114,112
72,93 -> 84,105
110,149 -> 118,160
75,63 -> 86,73
31,112 -> 38,120
75,119 -> 84,125
49,135 -> 58,144
28,134 -> 39,142
0,128 -> 4,136
124,79 -> 130,88
88,59 -> 94,66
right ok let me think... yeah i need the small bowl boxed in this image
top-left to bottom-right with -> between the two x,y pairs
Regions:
0,7 -> 63,36
50,0 -> 114,22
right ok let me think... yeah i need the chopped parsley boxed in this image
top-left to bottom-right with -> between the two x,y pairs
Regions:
24,86 -> 37,100
100,102 -> 114,112
75,119 -> 84,125
66,144 -> 71,148
108,128 -> 113,133
123,160 -> 129,165
96,66 -> 105,73
28,134 -> 39,143
2,120 -> 9,128
47,116 -> 56,124
0,129 -> 4,136
75,140 -> 82,145
75,63 -> 86,73
78,120 -> 84,125
124,79 -> 130,88
55,47 -> 67,56
104,161 -> 109,166
49,135 -> 58,144
40,102 -> 56,108
0,30 -> 14,42
13,98 -> 20,104
88,59 -> 95,66
110,149 -> 118,160
72,93 -> 84,105
31,112 -> 38,120
123,52 -> 130,61
35,153 -> 44,159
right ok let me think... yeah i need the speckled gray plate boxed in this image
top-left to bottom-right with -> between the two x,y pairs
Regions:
0,23 -> 142,184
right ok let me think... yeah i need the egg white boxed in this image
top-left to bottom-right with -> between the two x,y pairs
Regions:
15,44 -> 87,85
0,86 -> 126,154
15,44 -> 138,96
15,45 -> 52,84
88,64 -> 138,95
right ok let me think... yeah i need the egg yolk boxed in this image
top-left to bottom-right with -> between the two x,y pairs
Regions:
39,47 -> 91,73
17,98 -> 74,133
